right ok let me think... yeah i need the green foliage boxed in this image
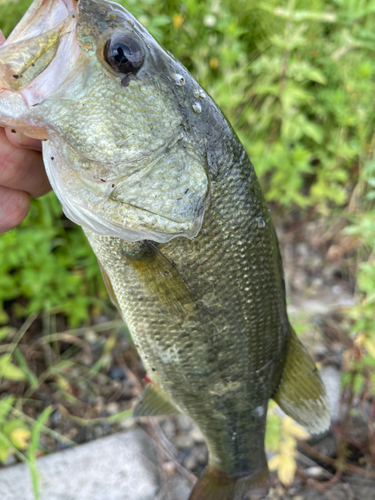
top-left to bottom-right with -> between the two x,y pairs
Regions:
0,395 -> 56,498
0,354 -> 27,381
0,193 -> 105,326
344,188 -> 375,387
0,396 -> 31,464
0,0 -> 32,37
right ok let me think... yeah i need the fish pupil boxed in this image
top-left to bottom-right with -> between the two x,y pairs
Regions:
113,44 -> 130,65
104,36 -> 144,75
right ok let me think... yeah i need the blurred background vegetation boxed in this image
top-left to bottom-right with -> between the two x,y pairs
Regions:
1,0 -> 375,494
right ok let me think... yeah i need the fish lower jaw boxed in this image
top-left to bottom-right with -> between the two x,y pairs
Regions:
0,90 -> 48,139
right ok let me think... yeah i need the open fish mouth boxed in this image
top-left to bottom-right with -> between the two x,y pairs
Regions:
0,0 -> 79,107
5,0 -> 77,45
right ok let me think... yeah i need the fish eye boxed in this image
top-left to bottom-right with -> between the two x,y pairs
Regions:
104,35 -> 144,74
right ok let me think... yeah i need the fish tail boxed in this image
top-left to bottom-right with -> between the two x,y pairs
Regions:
188,465 -> 269,500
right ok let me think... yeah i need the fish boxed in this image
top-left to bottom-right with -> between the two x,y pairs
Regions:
0,1 -> 330,498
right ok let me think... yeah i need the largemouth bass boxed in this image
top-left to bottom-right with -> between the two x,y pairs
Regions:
0,1 -> 330,498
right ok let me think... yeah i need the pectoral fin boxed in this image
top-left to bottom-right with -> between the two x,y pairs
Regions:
97,260 -> 121,311
126,242 -> 197,316
273,326 -> 330,433
133,383 -> 180,417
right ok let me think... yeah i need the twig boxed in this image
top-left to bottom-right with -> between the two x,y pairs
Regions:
37,320 -> 125,344
10,314 -> 39,354
299,440 -> 375,479
67,408 -> 133,427
322,470 -> 342,488
299,440 -> 336,466
296,450 -> 333,475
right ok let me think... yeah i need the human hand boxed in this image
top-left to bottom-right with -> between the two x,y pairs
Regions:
0,30 -> 51,234
0,128 -> 51,234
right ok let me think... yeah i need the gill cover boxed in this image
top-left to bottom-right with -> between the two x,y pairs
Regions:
0,0 -> 210,243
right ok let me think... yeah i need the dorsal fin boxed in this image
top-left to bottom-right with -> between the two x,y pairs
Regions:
273,326 -> 330,433
133,383 -> 180,417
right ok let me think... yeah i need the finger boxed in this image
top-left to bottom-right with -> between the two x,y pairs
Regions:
0,185 -> 30,234
5,127 -> 43,152
0,128 -> 51,197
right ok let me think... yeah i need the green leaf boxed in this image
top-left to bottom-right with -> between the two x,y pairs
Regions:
305,69 -> 327,85
3,419 -> 26,436
0,327 -> 10,341
0,355 -> 27,382
10,428 -> 31,450
0,395 -> 15,422
302,122 -> 324,144
0,435 -> 11,464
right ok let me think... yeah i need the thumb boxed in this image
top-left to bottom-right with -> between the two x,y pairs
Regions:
5,128 -> 43,152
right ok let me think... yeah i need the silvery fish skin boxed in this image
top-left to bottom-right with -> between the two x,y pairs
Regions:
0,1 -> 330,498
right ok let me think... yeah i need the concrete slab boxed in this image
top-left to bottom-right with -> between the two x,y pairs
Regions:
0,429 -> 160,500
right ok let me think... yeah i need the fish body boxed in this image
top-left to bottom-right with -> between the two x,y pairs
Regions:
0,1 -> 330,498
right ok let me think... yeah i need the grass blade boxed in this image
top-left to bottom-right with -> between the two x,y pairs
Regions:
28,406 -> 53,500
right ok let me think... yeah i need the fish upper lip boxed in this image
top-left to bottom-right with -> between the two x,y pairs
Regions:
0,16 -> 76,92
0,0 -> 84,112
5,0 -> 78,45
0,0 -> 79,92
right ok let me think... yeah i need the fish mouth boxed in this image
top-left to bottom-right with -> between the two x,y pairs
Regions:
0,0 -> 79,106
5,0 -> 77,45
